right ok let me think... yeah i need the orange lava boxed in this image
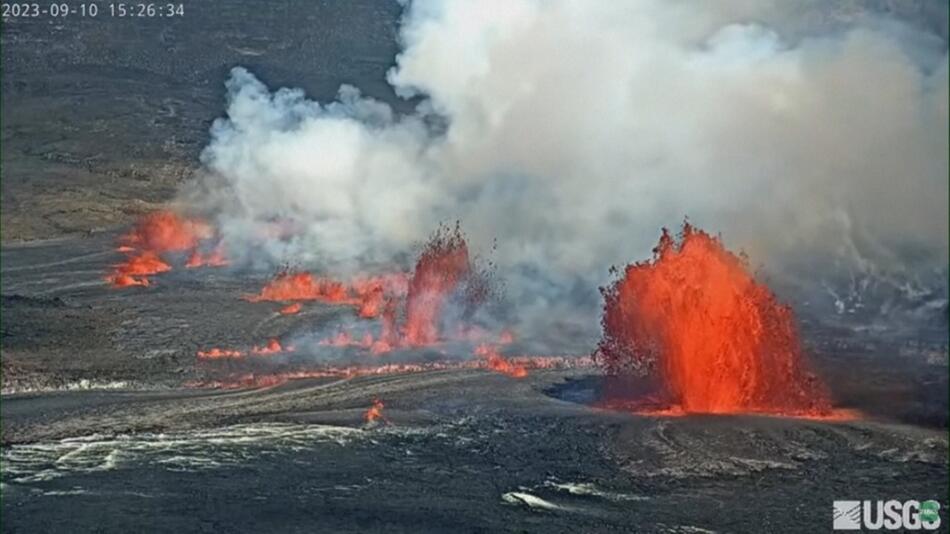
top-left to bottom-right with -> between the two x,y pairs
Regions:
596,223 -> 831,416
475,343 -> 528,378
364,398 -> 386,423
279,302 -> 303,315
247,272 -> 408,317
247,225 -> 507,359
197,339 -> 292,360
189,355 -> 593,389
108,210 -> 226,287
106,251 -> 172,287
352,274 -> 409,299
196,348 -> 245,360
320,331 -> 373,349
403,224 -> 471,346
119,210 -> 212,253
613,403 -> 861,422
357,286 -> 385,319
251,338 -> 292,355
186,244 -> 229,268
246,272 -> 351,303
319,330 -> 393,355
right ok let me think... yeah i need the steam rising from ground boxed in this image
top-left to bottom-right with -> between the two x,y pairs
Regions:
190,0 -> 948,345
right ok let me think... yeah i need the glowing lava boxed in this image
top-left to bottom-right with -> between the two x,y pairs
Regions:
190,355 -> 593,389
197,339 -> 292,360
311,226 -> 510,354
186,244 -> 229,268
248,224 -> 503,359
246,272 -> 408,313
364,398 -> 386,423
246,272 -> 350,303
475,344 -> 528,378
107,251 -> 171,287
119,210 -> 212,253
196,348 -> 244,360
403,224 -> 472,346
251,338 -> 292,355
107,210 -> 227,287
279,302 -> 303,315
595,223 -> 831,416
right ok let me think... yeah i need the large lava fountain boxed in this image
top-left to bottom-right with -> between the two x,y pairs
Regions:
596,223 -> 832,416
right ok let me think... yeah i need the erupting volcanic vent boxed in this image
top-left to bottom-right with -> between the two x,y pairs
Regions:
311,223 -> 502,354
120,210 -> 211,252
403,223 -> 472,346
107,210 -> 227,287
596,223 -> 831,416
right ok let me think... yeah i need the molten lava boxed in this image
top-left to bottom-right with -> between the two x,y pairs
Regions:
279,302 -> 302,315
186,244 -> 229,268
596,223 -> 831,416
364,398 -> 386,423
107,251 -> 171,287
197,348 -> 245,360
246,272 -> 351,303
247,272 -> 408,316
197,339 -> 292,360
357,286 -> 385,319
251,338 -> 291,355
119,210 -> 212,253
475,344 -> 528,378
107,210 -> 227,287
403,224 -> 471,346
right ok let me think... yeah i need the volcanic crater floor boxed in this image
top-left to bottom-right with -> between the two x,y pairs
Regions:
2,235 -> 948,533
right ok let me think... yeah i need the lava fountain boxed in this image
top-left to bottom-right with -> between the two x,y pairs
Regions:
403,223 -> 472,346
107,210 -> 226,287
595,223 -> 831,416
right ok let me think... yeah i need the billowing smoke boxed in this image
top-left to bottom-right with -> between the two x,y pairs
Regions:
188,0 -> 948,347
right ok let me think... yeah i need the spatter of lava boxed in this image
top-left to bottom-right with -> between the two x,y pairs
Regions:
364,398 -> 386,423
403,222 -> 473,346
595,223 -> 832,416
107,210 -> 228,287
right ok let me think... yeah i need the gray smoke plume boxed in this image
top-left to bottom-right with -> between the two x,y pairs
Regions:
189,0 -> 948,346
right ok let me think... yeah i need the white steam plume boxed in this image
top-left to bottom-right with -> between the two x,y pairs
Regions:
191,0 -> 948,341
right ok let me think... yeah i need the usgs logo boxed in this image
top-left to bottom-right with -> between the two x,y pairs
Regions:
833,500 -> 941,530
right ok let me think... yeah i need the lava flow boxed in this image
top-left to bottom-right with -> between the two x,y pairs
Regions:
189,356 -> 593,390
251,338 -> 292,355
108,251 -> 171,287
596,223 -> 832,416
107,210 -> 227,287
246,271 -> 408,318
197,339 -> 292,360
196,348 -> 244,360
279,302 -> 303,315
246,272 -> 351,303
